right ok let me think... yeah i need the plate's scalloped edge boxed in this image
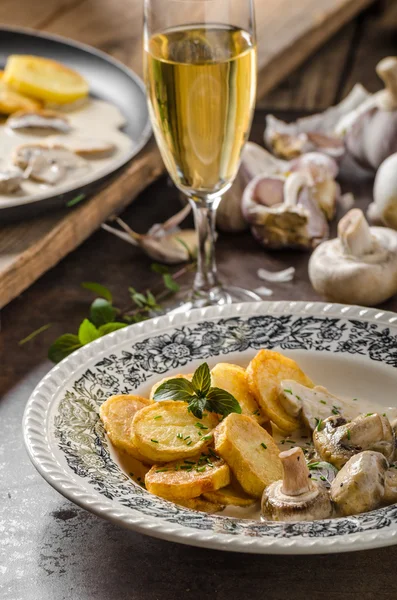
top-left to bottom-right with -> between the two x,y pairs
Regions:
22,301 -> 397,554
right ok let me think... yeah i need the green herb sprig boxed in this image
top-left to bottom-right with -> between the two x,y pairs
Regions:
153,362 -> 242,420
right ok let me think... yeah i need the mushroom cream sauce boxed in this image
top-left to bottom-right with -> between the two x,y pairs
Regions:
116,393 -> 397,521
0,98 -> 133,203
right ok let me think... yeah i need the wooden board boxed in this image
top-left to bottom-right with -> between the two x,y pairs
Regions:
0,0 -> 376,309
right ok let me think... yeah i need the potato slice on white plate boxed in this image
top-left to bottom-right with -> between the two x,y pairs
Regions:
214,413 -> 282,497
132,401 -> 219,463
149,373 -> 193,400
246,349 -> 314,433
174,496 -> 224,514
210,363 -> 268,425
99,394 -> 153,463
145,453 -> 230,500
202,483 -> 256,507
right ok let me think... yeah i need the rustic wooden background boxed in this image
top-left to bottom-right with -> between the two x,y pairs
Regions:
0,0 -> 379,309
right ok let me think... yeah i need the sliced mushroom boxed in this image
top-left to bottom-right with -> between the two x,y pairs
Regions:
47,135 -> 116,157
309,208 -> 397,306
261,447 -> 333,522
330,451 -> 388,516
13,143 -> 89,185
7,110 -> 71,134
313,413 -> 395,469
0,166 -> 24,194
279,380 -> 364,431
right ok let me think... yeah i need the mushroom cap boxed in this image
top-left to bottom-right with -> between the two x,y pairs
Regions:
262,479 -> 332,522
330,451 -> 388,516
314,413 -> 395,469
309,227 -> 397,306
384,468 -> 397,504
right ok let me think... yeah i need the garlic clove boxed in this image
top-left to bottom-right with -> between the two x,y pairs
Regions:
370,152 -> 397,229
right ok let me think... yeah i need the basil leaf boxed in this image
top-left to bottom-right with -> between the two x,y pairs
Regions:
153,377 -> 196,402
89,298 -> 117,326
98,322 -> 127,336
48,334 -> 82,363
151,263 -> 169,275
163,273 -> 180,292
187,396 -> 207,420
191,362 -> 211,396
78,319 -> 100,345
206,387 -> 242,417
81,282 -> 112,302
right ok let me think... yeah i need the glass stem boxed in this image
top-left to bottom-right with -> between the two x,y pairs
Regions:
189,197 -> 222,301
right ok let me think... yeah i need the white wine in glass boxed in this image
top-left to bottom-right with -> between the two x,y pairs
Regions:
144,0 -> 258,307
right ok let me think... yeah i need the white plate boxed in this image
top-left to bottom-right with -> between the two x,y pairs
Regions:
23,301 -> 397,554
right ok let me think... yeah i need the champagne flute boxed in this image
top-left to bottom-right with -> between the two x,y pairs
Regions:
144,0 -> 258,308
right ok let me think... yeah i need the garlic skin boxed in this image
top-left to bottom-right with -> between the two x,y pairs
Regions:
264,84 -> 370,160
342,57 -> 397,171
368,152 -> 397,229
309,208 -> 397,306
102,204 -> 196,264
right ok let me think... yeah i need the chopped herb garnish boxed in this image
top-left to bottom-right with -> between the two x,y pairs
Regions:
184,436 -> 190,440
261,443 -> 267,449
332,408 -> 340,415
308,461 -> 321,470
155,468 -> 168,473
186,440 -> 193,446
184,460 -> 195,465
280,439 -> 286,445
195,422 -> 208,430
252,410 -> 261,416
208,448 -> 219,459
296,395 -> 302,401
201,434 -> 213,441
176,433 -> 183,439
365,413 -> 374,417
347,429 -> 351,440
129,472 -> 134,477
320,475 -> 327,482
180,465 -> 193,470
151,439 -> 159,443
352,398 -> 358,401
196,466 -> 206,472
153,415 -> 162,420
283,389 -> 292,394
286,440 -> 296,444
319,400 -> 327,405
383,413 -> 387,417
315,418 -> 323,431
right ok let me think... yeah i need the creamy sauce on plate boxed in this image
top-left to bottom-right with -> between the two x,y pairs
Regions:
114,394 -> 397,522
0,98 -> 133,207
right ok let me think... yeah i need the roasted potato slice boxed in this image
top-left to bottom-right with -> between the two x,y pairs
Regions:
203,482 -> 256,507
4,55 -> 89,105
0,79 -> 41,114
246,350 -> 314,433
174,496 -> 224,513
145,453 -> 230,500
149,373 -> 193,400
132,401 -> 219,462
214,413 -> 282,497
210,363 -> 268,425
100,394 -> 154,463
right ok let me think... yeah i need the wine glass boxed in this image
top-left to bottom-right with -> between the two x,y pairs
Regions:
144,0 -> 258,308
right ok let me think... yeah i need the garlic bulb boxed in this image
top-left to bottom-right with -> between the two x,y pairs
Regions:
241,171 -> 329,250
368,152 -> 397,229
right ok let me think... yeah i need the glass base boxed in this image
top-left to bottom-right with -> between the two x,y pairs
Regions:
164,284 -> 261,314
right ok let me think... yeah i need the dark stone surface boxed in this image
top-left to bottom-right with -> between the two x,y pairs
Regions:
2,114 -> 397,599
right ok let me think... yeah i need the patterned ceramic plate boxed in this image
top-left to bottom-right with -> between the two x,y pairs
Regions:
23,301 -> 397,554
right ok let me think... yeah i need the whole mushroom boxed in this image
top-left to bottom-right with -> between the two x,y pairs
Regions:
330,451 -> 389,516
309,208 -> 397,306
313,413 -> 395,469
261,447 -> 333,522
368,152 -> 397,229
